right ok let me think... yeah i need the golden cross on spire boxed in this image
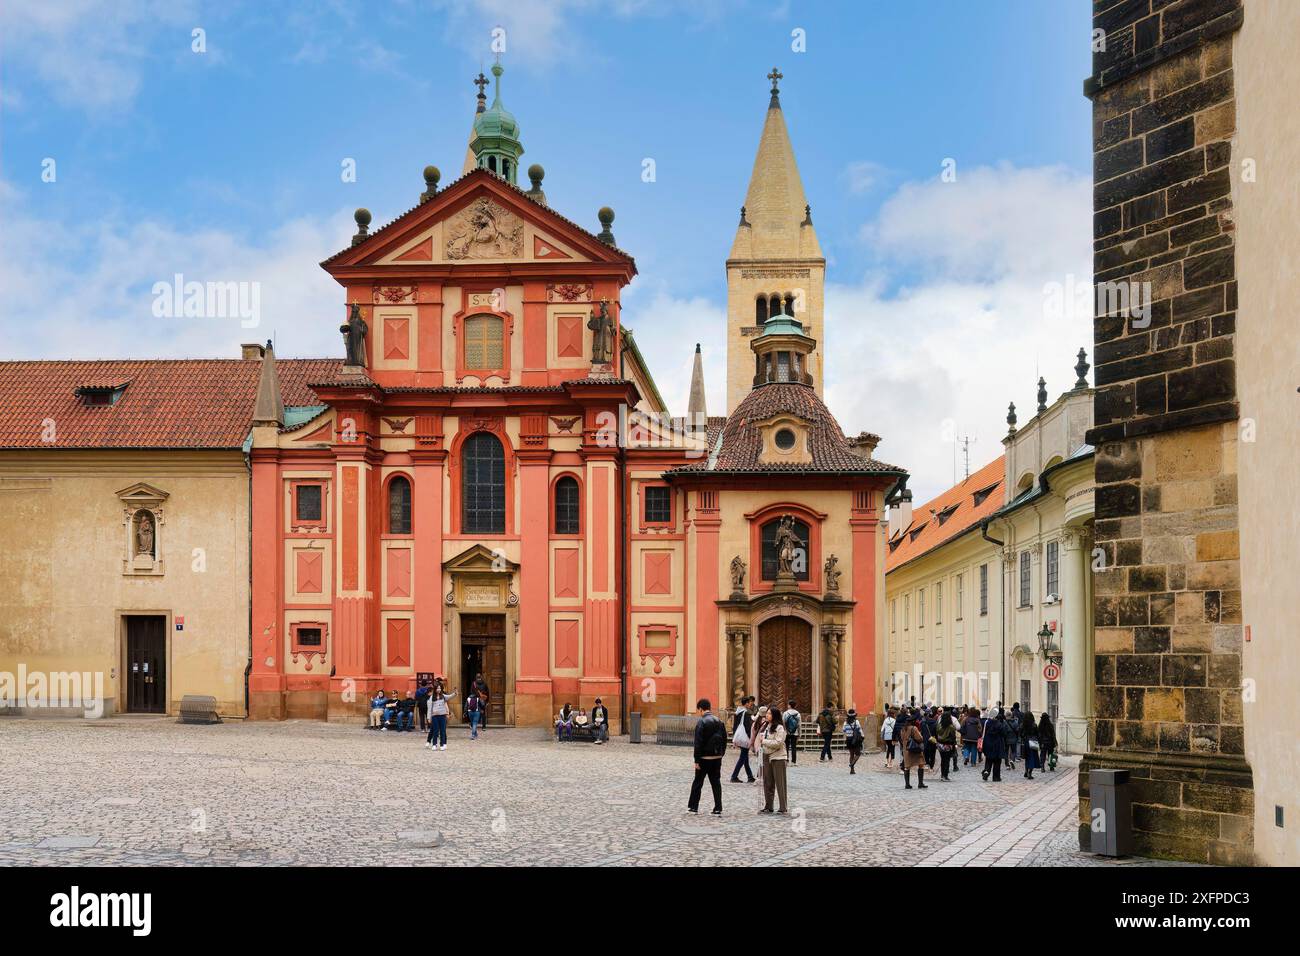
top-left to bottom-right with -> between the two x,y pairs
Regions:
767,66 -> 783,93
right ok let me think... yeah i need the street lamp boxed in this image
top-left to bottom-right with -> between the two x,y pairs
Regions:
1038,622 -> 1062,664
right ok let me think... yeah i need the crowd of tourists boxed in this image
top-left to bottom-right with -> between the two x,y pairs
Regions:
365,673 -> 493,750
687,695 -> 1058,814
879,700 -> 1058,788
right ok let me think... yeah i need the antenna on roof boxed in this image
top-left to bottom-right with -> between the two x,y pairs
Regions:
958,434 -> 975,481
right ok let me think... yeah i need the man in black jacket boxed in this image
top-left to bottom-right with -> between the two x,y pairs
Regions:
688,699 -> 727,815
729,696 -> 755,783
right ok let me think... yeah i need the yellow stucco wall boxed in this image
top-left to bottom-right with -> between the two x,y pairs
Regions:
0,452 -> 250,717
1233,0 -> 1300,867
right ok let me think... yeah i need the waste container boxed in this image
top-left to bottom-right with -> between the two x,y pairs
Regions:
628,710 -> 642,744
1088,767 -> 1134,857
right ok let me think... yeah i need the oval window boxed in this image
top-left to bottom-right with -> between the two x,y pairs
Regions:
774,428 -> 796,451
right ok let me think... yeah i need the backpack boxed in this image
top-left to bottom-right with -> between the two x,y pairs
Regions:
906,727 -> 924,753
849,723 -> 864,747
466,694 -> 479,713
784,712 -> 799,735
703,716 -> 727,757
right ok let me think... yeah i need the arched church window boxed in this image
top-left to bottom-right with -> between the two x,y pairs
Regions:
769,294 -> 782,318
487,155 -> 498,173
462,432 -> 506,534
387,475 -> 412,535
464,315 -> 504,370
755,296 -> 768,324
554,476 -> 580,535
760,516 -> 810,582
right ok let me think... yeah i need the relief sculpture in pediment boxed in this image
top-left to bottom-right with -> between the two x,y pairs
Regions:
444,197 -> 524,260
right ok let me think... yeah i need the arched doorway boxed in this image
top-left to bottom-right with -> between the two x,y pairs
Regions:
757,617 -> 813,713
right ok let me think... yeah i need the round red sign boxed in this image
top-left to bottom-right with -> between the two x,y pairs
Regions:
1043,662 -> 1061,681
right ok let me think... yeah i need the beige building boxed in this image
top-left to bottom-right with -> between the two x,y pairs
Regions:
0,351 -> 334,718
885,361 -> 1095,754
1233,0 -> 1300,867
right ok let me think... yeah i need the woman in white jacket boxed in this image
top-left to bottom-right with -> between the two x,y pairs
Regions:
880,710 -> 897,769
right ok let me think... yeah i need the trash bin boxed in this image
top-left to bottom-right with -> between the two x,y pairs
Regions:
628,710 -> 642,744
1089,768 -> 1134,857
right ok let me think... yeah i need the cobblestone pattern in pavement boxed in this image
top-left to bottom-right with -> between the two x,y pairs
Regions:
0,718 -> 1188,867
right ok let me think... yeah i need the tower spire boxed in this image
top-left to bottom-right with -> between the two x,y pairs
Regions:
688,342 -> 707,427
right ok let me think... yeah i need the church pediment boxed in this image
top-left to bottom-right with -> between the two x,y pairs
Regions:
115,482 -> 170,507
324,169 -> 630,271
443,543 -> 520,574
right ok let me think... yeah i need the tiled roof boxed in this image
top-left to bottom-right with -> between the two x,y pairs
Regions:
0,358 -> 342,449
665,383 -> 904,477
322,166 -> 636,266
885,455 -> 1006,573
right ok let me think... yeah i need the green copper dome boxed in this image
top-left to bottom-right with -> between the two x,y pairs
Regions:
470,62 -> 524,184
755,312 -> 808,339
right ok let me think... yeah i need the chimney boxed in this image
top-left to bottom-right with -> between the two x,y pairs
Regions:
848,431 -> 880,458
241,343 -> 265,361
889,489 -> 914,536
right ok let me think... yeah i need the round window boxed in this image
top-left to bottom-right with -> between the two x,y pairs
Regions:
774,428 -> 797,451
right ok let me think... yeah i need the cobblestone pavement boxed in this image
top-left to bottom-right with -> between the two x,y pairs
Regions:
0,718 -> 1187,867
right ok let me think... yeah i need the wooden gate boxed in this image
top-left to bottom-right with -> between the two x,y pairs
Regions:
757,617 -> 812,714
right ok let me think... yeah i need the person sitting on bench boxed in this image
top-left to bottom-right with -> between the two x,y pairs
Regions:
555,703 -> 575,742
381,690 -> 400,730
590,698 -> 610,743
368,690 -> 388,729
395,691 -> 417,732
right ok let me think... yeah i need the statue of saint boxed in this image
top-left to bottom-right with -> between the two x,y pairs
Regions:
774,515 -> 805,576
587,299 -> 615,365
341,303 -> 368,367
136,511 -> 155,556
824,554 -> 842,593
729,555 -> 747,594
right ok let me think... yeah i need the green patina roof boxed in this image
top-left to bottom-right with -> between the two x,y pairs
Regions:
754,312 -> 809,340
472,63 -> 521,148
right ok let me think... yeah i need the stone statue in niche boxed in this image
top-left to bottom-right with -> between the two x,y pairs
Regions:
587,299 -> 615,365
824,554 -> 841,594
341,303 -> 368,367
774,515 -> 805,578
445,197 -> 523,260
136,511 -> 155,556
729,555 -> 747,595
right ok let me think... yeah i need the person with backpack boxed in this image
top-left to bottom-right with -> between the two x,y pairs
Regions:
980,708 -> 1006,782
1021,710 -> 1041,779
880,707 -> 897,769
816,702 -> 836,762
687,699 -> 727,815
472,673 -> 490,730
729,696 -> 756,783
960,707 -> 981,767
759,701 -> 789,813
1004,703 -> 1021,771
781,699 -> 801,764
426,687 -> 450,750
464,687 -> 483,739
900,713 -> 927,789
921,707 -> 939,771
936,709 -> 958,780
842,708 -> 865,774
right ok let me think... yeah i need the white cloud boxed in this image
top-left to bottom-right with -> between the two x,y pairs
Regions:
824,164 -> 1093,504
0,181 -> 351,360
0,0 -> 199,111
843,159 -> 887,195
620,280 -> 727,417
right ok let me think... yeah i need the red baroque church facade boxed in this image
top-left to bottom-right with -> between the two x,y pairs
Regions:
247,70 -> 904,730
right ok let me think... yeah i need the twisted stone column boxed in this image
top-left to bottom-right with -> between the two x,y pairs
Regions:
728,627 -> 748,708
824,627 -> 843,710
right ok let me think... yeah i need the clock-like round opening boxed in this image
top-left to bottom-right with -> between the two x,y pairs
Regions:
774,428 -> 797,451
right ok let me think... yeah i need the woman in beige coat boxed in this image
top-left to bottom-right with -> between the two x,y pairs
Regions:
759,702 -> 789,813
900,714 -> 928,790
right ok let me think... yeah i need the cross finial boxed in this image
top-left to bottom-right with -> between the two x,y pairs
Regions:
474,72 -> 489,96
767,66 -> 783,93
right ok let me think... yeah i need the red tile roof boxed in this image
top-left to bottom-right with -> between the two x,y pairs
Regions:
665,383 -> 905,477
0,358 -> 342,449
885,455 -> 1006,573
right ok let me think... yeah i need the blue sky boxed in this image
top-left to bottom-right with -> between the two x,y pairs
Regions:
0,0 -> 1095,501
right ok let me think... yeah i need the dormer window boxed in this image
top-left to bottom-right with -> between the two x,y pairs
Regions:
972,483 -> 998,507
936,504 -> 959,525
77,384 -> 127,407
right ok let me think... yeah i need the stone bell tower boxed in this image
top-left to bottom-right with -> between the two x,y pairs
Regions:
725,68 -> 825,413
